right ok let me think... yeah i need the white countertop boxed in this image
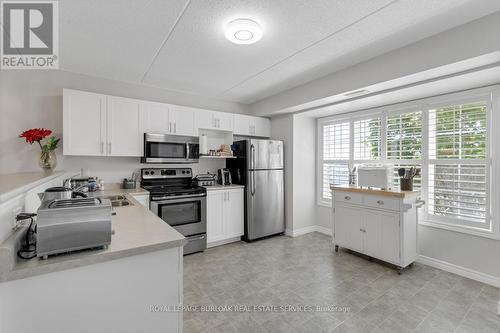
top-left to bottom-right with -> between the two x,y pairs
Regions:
0,187 -> 186,283
0,171 -> 79,203
203,184 -> 245,191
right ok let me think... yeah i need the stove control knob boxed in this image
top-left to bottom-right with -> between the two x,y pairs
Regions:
186,170 -> 190,174
145,171 -> 150,175
161,170 -> 166,175
151,171 -> 155,175
182,170 -> 186,174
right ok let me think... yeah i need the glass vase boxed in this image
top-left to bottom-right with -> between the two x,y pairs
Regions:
38,149 -> 57,171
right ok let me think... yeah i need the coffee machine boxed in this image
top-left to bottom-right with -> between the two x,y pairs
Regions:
217,168 -> 232,185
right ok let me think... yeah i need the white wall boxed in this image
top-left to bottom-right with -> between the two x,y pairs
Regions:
271,113 -> 316,234
0,70 -> 245,178
292,114 -> 316,231
63,156 -> 224,183
270,115 -> 294,232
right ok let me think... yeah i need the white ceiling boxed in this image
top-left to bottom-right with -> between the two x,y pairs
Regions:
59,0 -> 500,105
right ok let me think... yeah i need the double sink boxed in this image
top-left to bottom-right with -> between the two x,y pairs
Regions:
103,195 -> 134,207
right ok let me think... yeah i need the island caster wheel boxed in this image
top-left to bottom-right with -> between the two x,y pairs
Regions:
409,263 -> 414,268
397,268 -> 403,275
368,256 -> 373,262
335,245 -> 339,253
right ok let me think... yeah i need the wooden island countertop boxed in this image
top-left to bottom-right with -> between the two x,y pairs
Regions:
331,184 -> 420,198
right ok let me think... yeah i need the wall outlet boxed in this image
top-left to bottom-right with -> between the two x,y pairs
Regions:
11,206 -> 23,230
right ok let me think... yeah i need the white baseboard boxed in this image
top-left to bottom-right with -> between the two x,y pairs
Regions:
286,225 -> 332,237
207,236 -> 241,248
315,225 -> 332,236
417,255 -> 500,288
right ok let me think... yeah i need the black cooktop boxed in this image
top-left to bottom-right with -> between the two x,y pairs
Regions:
142,184 -> 206,196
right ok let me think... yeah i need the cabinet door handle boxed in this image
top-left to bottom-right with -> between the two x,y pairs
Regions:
344,196 -> 351,200
360,228 -> 366,232
169,122 -> 172,133
100,142 -> 104,154
377,200 -> 384,205
174,122 -> 177,133
108,142 -> 112,154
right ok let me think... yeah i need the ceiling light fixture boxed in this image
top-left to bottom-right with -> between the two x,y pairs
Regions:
225,19 -> 262,45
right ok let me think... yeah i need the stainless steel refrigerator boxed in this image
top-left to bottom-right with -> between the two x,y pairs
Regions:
227,139 -> 285,241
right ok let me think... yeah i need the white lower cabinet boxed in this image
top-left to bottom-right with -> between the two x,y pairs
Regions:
206,188 -> 244,246
130,193 -> 150,208
332,189 -> 419,273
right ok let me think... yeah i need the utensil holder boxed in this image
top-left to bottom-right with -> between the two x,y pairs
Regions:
122,179 -> 136,189
400,178 -> 413,191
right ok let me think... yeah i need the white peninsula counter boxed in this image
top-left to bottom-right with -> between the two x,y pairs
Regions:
0,175 -> 186,333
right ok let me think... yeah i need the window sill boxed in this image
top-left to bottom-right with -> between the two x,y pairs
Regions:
419,219 -> 499,240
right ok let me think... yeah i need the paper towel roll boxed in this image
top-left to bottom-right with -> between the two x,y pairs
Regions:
200,134 -> 208,155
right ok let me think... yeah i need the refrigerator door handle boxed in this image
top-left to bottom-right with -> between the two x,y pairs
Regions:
251,171 -> 256,196
250,144 -> 255,170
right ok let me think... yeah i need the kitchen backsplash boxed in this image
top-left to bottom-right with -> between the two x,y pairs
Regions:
64,156 -> 224,183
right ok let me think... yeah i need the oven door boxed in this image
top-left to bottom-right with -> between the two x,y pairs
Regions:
150,195 -> 206,236
142,133 -> 199,163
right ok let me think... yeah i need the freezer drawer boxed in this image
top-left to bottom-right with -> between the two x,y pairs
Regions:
246,169 -> 284,240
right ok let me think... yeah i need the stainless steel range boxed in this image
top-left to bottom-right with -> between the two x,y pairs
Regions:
141,168 -> 206,255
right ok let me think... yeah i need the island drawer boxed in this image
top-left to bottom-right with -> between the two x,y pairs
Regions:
334,191 -> 363,205
364,195 -> 400,211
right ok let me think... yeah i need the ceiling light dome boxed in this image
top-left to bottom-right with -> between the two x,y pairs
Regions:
225,19 -> 263,45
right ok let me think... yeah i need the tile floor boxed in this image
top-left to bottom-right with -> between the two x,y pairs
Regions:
183,233 -> 500,333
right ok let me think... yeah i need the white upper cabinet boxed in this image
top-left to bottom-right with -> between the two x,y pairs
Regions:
196,110 -> 233,131
143,103 -> 196,136
233,114 -> 271,137
169,105 -> 196,136
106,96 -> 143,157
63,89 -> 106,156
233,114 -> 250,135
63,89 -> 270,157
254,116 -> 271,137
143,102 -> 169,134
214,111 -> 233,131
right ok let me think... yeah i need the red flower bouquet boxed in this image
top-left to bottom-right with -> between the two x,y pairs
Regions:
19,128 -> 53,144
20,128 -> 60,170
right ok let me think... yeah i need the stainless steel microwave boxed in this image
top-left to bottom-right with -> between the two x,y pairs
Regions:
141,133 -> 199,164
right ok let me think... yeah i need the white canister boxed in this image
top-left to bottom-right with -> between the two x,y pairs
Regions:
199,134 -> 208,155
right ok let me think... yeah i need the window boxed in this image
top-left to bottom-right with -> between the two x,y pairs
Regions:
386,112 -> 422,160
318,92 -> 495,237
386,111 -> 423,189
321,121 -> 350,200
428,102 -> 488,227
353,117 -> 381,160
